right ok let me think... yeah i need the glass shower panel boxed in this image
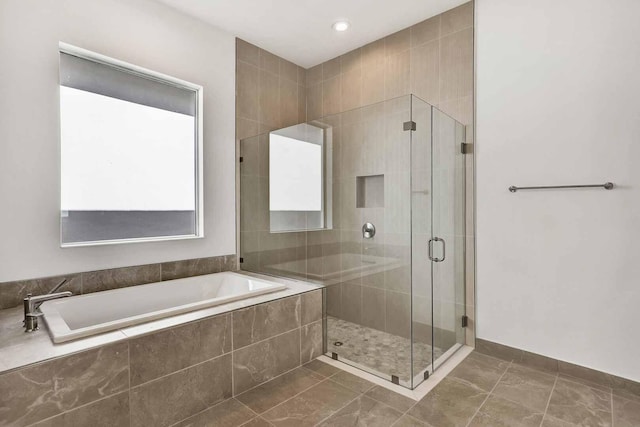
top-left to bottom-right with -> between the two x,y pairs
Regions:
324,96 -> 414,387
431,108 -> 466,370
239,95 -> 468,390
239,132 -> 309,280
410,96 -> 434,388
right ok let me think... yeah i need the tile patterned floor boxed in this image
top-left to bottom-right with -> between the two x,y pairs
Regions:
326,316 -> 444,383
173,353 -> 640,427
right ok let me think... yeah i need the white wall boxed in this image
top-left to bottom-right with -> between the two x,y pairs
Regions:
0,0 -> 236,281
477,0 -> 640,381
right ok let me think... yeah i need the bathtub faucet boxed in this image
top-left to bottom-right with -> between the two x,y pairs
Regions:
23,278 -> 73,332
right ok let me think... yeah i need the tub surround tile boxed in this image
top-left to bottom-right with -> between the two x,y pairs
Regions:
0,342 -> 129,426
236,367 -> 324,414
172,398 -> 255,427
468,395 -> 544,427
222,254 -> 238,272
261,379 -> 359,426
32,392 -> 130,427
0,274 -> 81,310
300,290 -> 322,325
232,296 -> 301,350
0,273 -> 321,427
130,354 -> 233,427
0,254 -> 236,310
129,313 -> 231,386
317,395 -> 402,427
82,264 -> 161,293
0,305 -> 128,376
300,320 -> 323,364
233,329 -> 301,395
160,257 -> 222,281
546,378 -> 612,427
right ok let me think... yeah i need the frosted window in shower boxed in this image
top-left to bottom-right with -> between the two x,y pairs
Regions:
269,135 -> 322,211
269,123 -> 329,232
59,44 -> 203,246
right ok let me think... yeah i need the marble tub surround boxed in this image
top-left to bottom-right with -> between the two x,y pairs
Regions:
0,254 -> 237,310
0,272 -> 320,374
0,286 -> 323,426
476,338 -> 640,400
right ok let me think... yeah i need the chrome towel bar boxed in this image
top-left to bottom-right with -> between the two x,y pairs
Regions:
509,182 -> 614,193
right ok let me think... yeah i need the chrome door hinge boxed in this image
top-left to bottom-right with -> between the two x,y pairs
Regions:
403,121 -> 416,131
239,156 -> 244,163
239,257 -> 244,263
461,143 -> 472,154
461,315 -> 469,328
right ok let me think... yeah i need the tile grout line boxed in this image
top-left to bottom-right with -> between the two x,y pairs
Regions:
464,360 -> 513,427
24,390 -> 130,427
132,349 -> 231,390
258,376 -> 334,419
311,378 -> 368,426
234,398 -> 276,427
235,364 -> 323,408
539,372 -> 559,427
610,386 -> 614,427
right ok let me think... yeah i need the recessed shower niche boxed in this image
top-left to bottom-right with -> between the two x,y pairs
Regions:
356,175 -> 384,208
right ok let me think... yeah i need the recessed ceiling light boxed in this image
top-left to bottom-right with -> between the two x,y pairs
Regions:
332,20 -> 350,32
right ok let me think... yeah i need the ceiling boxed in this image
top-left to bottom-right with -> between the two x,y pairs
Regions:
154,0 -> 469,68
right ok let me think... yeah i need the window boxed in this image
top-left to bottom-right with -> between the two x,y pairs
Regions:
269,123 -> 331,232
59,43 -> 203,246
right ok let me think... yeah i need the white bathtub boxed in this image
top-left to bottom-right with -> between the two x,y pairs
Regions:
40,272 -> 287,343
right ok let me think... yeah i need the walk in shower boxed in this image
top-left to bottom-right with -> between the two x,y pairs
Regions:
239,94 -> 467,389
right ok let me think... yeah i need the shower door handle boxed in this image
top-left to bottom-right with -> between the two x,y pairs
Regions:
428,237 -> 445,262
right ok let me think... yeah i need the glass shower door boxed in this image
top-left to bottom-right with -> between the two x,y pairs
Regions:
430,108 -> 466,370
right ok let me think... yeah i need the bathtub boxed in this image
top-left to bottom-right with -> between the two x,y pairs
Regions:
40,272 -> 287,343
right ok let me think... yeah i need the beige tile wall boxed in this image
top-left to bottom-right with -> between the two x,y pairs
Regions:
305,2 -> 473,125
236,39 -> 306,141
236,39 -> 311,278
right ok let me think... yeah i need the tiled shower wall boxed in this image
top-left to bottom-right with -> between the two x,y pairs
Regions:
305,1 -> 474,344
0,290 -> 323,426
0,255 -> 237,310
238,2 -> 475,344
